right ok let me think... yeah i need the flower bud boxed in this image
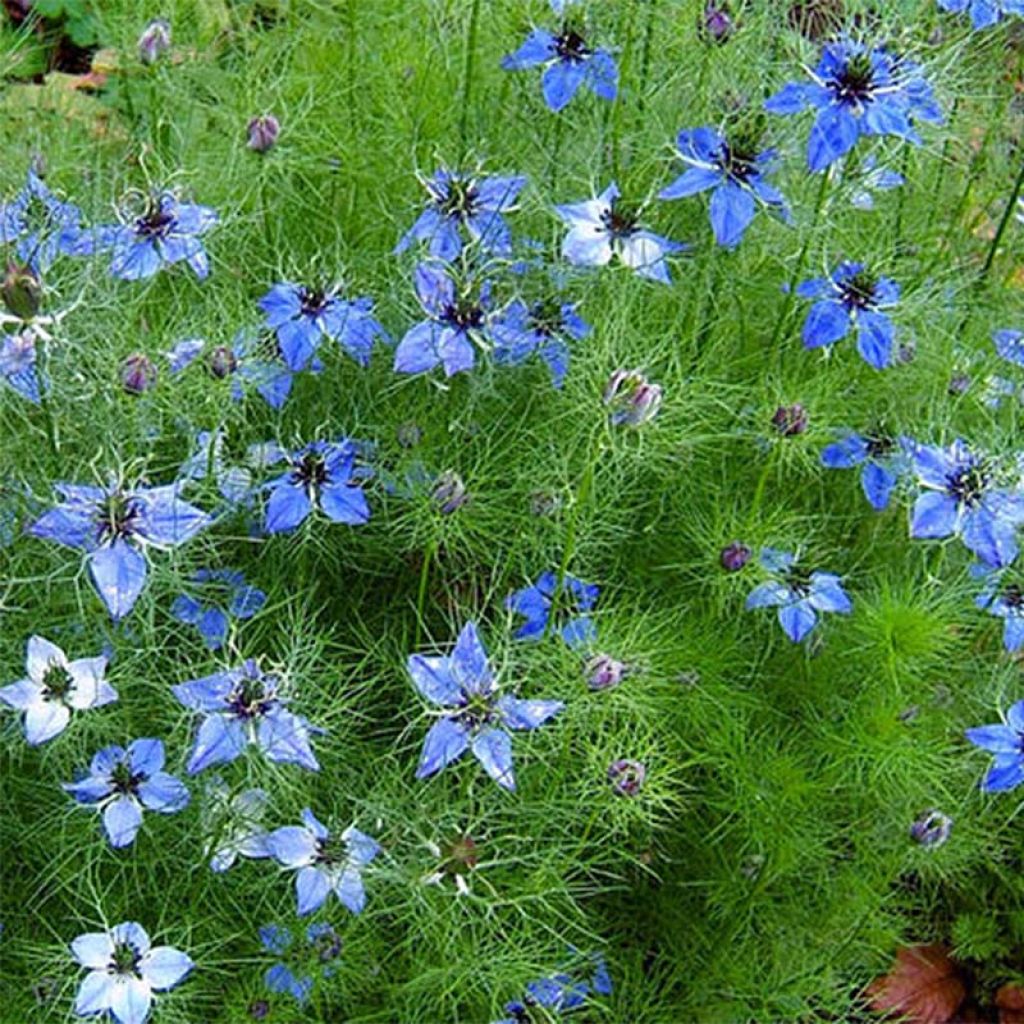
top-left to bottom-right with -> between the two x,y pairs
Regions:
138,19 -> 171,64
771,403 -> 808,437
603,369 -> 662,427
720,541 -> 752,571
948,373 -> 970,396
701,4 -> 734,43
397,422 -> 422,448
309,924 -> 342,963
2,262 -> 42,321
432,470 -> 468,515
246,114 -> 280,153
121,353 -> 158,395
586,653 -> 629,691
909,809 -> 952,848
208,345 -> 238,379
607,758 -> 646,797
248,1000 -> 270,1021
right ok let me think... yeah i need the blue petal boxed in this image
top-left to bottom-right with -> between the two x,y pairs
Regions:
257,710 -> 320,771
982,756 -> 1024,792
658,166 -> 721,201
861,462 -> 897,510
394,320 -> 441,374
497,695 -> 564,731
745,581 -> 790,609
855,310 -> 894,369
415,717 -> 470,778
709,182 -> 756,247
296,865 -> 331,916
542,60 -> 587,113
320,482 -> 370,525
471,727 -> 515,790
778,601 -> 817,642
103,796 -> 143,847
910,491 -> 959,539
802,300 -> 850,349
197,607 -> 229,648
500,28 -> 557,69
450,622 -> 493,696
186,714 -> 247,773
333,867 -> 366,914
137,486 -> 209,545
408,654 -> 463,706
265,482 -> 312,534
89,541 -> 147,621
807,105 -> 860,172
584,50 -> 618,102
137,771 -> 190,812
821,434 -> 868,469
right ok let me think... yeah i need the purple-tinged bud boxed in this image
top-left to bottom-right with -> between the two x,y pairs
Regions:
397,422 -> 422,448
208,345 -> 238,379
121,353 -> 158,395
720,541 -> 752,571
2,262 -> 41,321
586,653 -> 629,691
246,114 -> 280,153
309,925 -> 342,963
701,4 -> 734,43
431,470 -> 468,515
530,491 -> 562,517
948,373 -> 971,396
603,369 -> 663,427
607,758 -> 646,797
248,1000 -> 271,1021
909,809 -> 952,848
771,403 -> 808,437
138,18 -> 171,64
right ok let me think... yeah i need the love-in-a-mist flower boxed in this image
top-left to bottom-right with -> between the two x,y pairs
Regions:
797,262 -> 900,369
71,921 -> 192,1024
171,568 -> 266,649
393,263 -> 498,376
745,548 -> 852,643
500,5 -> 618,113
262,439 -> 371,534
28,480 -> 210,621
938,0 -> 1024,29
658,126 -> 789,247
820,430 -> 908,510
258,922 -> 342,1005
0,635 -> 115,745
409,621 -> 564,791
62,738 -> 190,848
971,564 -> 1024,652
555,183 -> 686,284
0,329 -> 44,403
494,955 -> 612,1024
965,700 -> 1024,791
202,781 -> 271,872
764,40 -> 942,172
258,282 -> 387,371
907,438 -> 1024,567
172,658 -> 321,773
266,808 -> 380,916
849,154 -> 905,211
491,297 -> 590,387
394,169 -> 526,260
506,570 -> 599,647
993,328 -> 1024,366
0,168 -> 87,271
222,326 -> 323,409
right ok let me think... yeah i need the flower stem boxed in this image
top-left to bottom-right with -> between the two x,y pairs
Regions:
458,0 -> 482,155
414,538 -> 435,648
980,152 -> 1024,281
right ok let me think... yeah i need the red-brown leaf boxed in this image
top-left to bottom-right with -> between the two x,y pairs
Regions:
867,944 -> 967,1024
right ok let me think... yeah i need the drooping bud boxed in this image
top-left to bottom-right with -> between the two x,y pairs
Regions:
208,345 -> 238,379
586,653 -> 629,691
246,114 -> 280,153
720,541 -> 752,571
431,470 -> 468,515
607,758 -> 646,797
121,353 -> 158,395
909,809 -> 952,848
2,262 -> 42,321
771,403 -> 808,437
701,4 -> 735,43
603,369 -> 662,427
138,18 -> 171,64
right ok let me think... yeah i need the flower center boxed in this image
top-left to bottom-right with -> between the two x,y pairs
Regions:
293,453 -> 329,488
718,141 -> 759,182
314,834 -> 346,866
96,492 -> 143,543
529,300 -> 563,337
442,300 -> 484,331
831,52 -> 876,105
135,203 -> 175,239
840,271 -> 877,309
437,178 -> 478,218
555,28 -> 590,63
110,941 -> 142,977
299,287 -> 328,317
1003,584 -> 1024,609
784,565 -> 813,597
865,434 -> 894,458
600,200 -> 638,238
41,663 -> 73,702
228,676 -> 275,719
946,464 -> 989,507
109,760 -> 145,796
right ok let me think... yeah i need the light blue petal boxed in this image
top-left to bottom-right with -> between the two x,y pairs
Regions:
471,727 -> 515,791
415,717 -> 470,778
89,541 -> 147,621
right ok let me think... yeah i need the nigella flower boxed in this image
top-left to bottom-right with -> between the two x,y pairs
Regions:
257,281 -> 387,371
0,168 -> 86,271
262,439 -> 371,534
409,622 -> 564,791
993,328 -> 1024,366
62,738 -> 190,848
500,6 -> 618,113
71,921 -> 192,1024
494,955 -> 612,1024
491,297 -> 590,387
178,429 -> 257,508
266,808 -> 380,916
603,368 -> 662,426
797,261 -> 901,369
907,438 -> 1024,567
965,700 -> 1024,791
658,126 -> 789,247
393,263 -> 497,376
394,169 -> 526,260
745,548 -> 852,643
555,183 -> 686,284
202,782 -> 271,872
172,658 -> 320,773
938,0 -> 1024,29
971,564 -> 1024,652
850,154 -> 904,211
820,430 -> 908,510
764,40 -> 942,172
226,326 -> 324,409
506,570 -> 599,647
0,635 -> 115,745
171,568 -> 266,649
0,329 -> 45,403
259,925 -> 312,1004
28,479 -> 210,621
100,192 -> 218,281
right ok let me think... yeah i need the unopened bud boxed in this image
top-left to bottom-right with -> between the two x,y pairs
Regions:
604,369 -> 662,427
121,353 -> 158,395
586,653 -> 629,691
720,541 -> 752,571
208,345 -> 238,379
909,809 -> 952,848
246,114 -> 280,153
432,470 -> 468,515
607,758 -> 646,797
138,19 -> 171,64
702,4 -> 735,43
771,403 -> 808,437
2,262 -> 42,320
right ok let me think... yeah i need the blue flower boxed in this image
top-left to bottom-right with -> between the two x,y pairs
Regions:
395,169 -> 526,260
501,10 -> 618,113
0,329 -> 45,403
907,438 -> 1024,567
505,570 -> 599,647
993,328 -> 1024,366
258,282 -> 387,371
0,168 -> 87,271
491,297 -> 590,387
259,925 -> 313,1004
71,921 -> 192,1024
849,154 -> 905,211
965,700 -> 1024,791
938,0 -> 1024,30
764,40 -> 942,172
262,439 -> 371,534
394,263 -> 498,376
228,326 -> 323,409
555,183 -> 686,284
203,783 -> 271,872
494,954 -> 612,1023
28,480 -> 210,620
172,658 -> 320,774
409,622 -> 564,792
0,634 -> 115,745
62,738 -> 190,848
171,568 -> 266,649
820,430 -> 908,510
745,548 -> 853,643
797,261 -> 900,369
266,808 -> 380,916
100,192 -> 218,281
658,126 -> 789,247
972,564 -> 1024,652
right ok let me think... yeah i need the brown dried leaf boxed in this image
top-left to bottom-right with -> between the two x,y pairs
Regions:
867,945 -> 967,1024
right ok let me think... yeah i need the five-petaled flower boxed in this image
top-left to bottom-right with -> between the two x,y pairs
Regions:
797,261 -> 900,369
0,168 -> 88,271
62,738 -> 190,848
906,438 -> 1024,567
258,281 -> 387,371
266,808 -> 381,916
820,430 -> 908,510
71,921 -> 192,1024
493,954 -> 612,1024
745,548 -> 852,643
938,0 -> 1024,30
764,39 -> 942,172
500,5 -> 618,113
658,126 -> 789,247
171,568 -> 266,650
555,183 -> 686,284
972,564 -> 1024,652
965,699 -> 1024,791
409,621 -> 564,791
0,329 -> 44,403
28,479 -> 210,621
506,570 -> 599,647
172,658 -> 321,773
395,168 -> 526,260
491,297 -> 590,387
993,328 -> 1024,366
0,634 -> 115,745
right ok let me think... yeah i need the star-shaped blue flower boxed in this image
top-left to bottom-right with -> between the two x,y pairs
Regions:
409,622 -> 564,792
494,954 -> 612,1023
506,570 -> 599,647
171,568 -> 266,649
491,297 -> 590,387
966,700 -> 1024,791
938,0 -> 1024,30
820,430 -> 908,510
0,168 -> 87,271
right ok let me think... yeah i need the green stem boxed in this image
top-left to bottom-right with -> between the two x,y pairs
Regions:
414,539 -> 435,648
458,0 -> 482,155
980,152 -> 1024,281
635,0 -> 657,114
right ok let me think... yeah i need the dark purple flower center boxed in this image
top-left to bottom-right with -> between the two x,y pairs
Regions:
555,27 -> 590,63
293,452 -> 329,489
96,492 -> 143,542
437,177 -> 479,218
109,760 -> 145,796
784,565 -> 813,597
135,203 -> 176,239
600,200 -> 638,238
839,271 -> 877,310
866,434 -> 894,458
228,675 -> 275,719
528,300 -> 563,336
208,345 -> 239,379
1002,584 -> 1024,609
310,926 -> 342,962
442,300 -> 484,332
830,52 -> 876,106
314,834 -> 346,866
457,691 -> 496,729
110,941 -> 142,976
299,287 -> 328,316
946,463 -> 989,507
41,663 -> 73,701
718,141 -> 759,182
